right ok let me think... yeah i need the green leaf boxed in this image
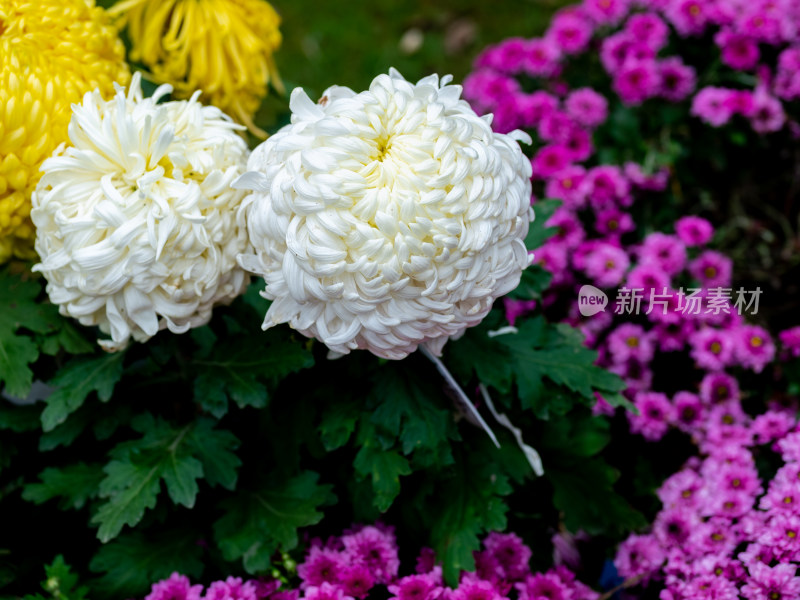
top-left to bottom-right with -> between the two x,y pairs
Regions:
185,419 -> 241,491
0,334 -> 38,398
23,463 -> 105,511
193,331 -> 313,417
525,198 -> 562,250
498,317 -> 626,418
214,471 -> 335,573
41,353 -> 126,432
445,315 -> 513,394
507,266 -> 553,301
547,456 -> 646,535
92,415 -> 209,542
318,399 -> 360,451
428,448 -> 512,586
89,531 -> 203,598
369,366 -> 454,458
26,555 -> 90,600
353,420 -> 412,512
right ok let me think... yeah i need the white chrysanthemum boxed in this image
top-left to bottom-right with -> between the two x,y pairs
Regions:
32,73 -> 251,351
235,69 -> 533,360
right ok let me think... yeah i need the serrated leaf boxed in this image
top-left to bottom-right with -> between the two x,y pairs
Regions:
498,317 -> 626,418
0,334 -> 38,398
192,332 -> 313,417
92,417 -> 207,542
93,457 -> 162,543
318,400 -> 360,451
89,531 -> 203,598
353,439 -> 412,512
445,318 -> 513,394
214,471 -> 335,573
23,463 -> 104,511
369,366 -> 454,458
41,353 -> 126,432
185,419 -> 241,490
428,449 -> 512,586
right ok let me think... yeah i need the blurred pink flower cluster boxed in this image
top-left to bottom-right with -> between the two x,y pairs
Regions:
142,526 -> 599,600
615,430 -> 800,599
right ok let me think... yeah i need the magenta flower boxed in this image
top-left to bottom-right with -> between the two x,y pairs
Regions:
625,13 -> 670,51
595,208 -> 634,237
716,29 -> 760,70
675,215 -> 714,246
582,242 -> 630,287
341,525 -> 400,584
531,145 -> 573,179
741,563 -> 800,600
146,573 -> 204,600
387,574 -> 441,600
613,60 -> 661,105
615,534 -> 665,580
673,391 -> 705,432
690,327 -> 735,370
483,532 -> 532,582
545,166 -> 588,209
734,325 -> 775,373
205,577 -> 260,600
516,573 -> 570,600
538,110 -> 578,143
654,57 -> 696,102
629,391 -> 674,441
752,411 -> 796,445
639,233 -> 687,276
666,0 -> 710,37
565,88 -> 608,128
699,371 -> 740,406
546,10 -> 594,54
303,583 -> 353,600
777,431 -> 800,462
692,87 -> 737,127
516,91 -> 559,128
607,323 -> 655,364
462,71 -> 520,114
750,88 -> 786,134
778,326 -> 800,358
451,576 -> 502,600
298,546 -> 345,588
688,250 -> 733,287
548,208 -> 586,249
582,165 -> 631,209
522,38 -> 562,78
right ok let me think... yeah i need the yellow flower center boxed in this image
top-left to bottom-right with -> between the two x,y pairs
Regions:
710,341 -> 722,354
626,336 -> 639,348
562,178 -> 573,189
704,266 -> 717,278
689,4 -> 701,16
751,336 -> 763,347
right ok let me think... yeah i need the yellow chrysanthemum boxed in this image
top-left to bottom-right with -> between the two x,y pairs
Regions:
0,0 -> 130,262
110,0 -> 283,137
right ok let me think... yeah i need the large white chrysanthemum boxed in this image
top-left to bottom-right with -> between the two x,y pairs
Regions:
32,73 -> 251,351
236,69 -> 533,360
